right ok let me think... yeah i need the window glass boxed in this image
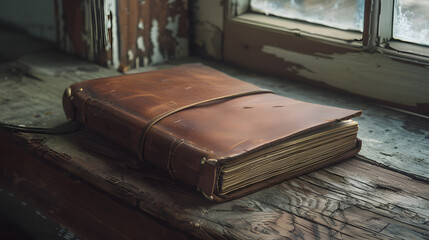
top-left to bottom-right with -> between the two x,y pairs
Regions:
251,0 -> 365,32
393,0 -> 429,46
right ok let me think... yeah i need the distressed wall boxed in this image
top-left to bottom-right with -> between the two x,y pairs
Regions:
57,0 -> 110,65
117,0 -> 188,71
56,0 -> 188,71
189,0 -> 224,59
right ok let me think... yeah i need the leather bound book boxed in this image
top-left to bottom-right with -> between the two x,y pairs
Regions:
63,64 -> 362,202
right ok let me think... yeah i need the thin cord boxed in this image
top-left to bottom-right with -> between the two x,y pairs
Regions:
0,120 -> 81,135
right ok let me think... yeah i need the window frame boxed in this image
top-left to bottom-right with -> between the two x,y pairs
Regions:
223,0 -> 429,115
377,0 -> 429,62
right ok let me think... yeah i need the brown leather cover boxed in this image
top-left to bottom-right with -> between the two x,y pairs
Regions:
63,63 -> 362,202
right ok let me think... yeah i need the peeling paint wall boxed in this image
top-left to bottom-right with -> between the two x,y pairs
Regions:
228,0 -> 249,17
189,0 -> 224,59
56,0 -> 188,71
117,0 -> 188,71
189,0 -> 250,59
57,0 -> 111,66
104,0 -> 120,69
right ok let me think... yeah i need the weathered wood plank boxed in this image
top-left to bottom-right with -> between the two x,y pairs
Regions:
1,33 -> 429,239
250,169 -> 429,238
3,129 -> 429,239
0,136 -> 193,240
0,51 -> 120,128
0,188 -> 79,240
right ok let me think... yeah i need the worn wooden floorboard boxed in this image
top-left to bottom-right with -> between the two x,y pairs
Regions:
1,136 -> 193,240
3,129 -> 429,239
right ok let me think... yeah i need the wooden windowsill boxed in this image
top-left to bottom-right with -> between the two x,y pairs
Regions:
224,13 -> 429,116
1,28 -> 429,239
231,13 -> 363,48
378,40 -> 429,64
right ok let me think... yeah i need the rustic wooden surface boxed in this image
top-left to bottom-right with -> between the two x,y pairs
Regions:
1,29 -> 429,239
3,129 -> 429,239
1,135 -> 193,240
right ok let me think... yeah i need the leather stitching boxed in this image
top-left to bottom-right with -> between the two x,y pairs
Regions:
167,138 -> 184,179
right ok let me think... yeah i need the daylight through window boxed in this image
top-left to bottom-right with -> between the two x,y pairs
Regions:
251,0 -> 429,49
393,0 -> 429,46
251,0 -> 365,32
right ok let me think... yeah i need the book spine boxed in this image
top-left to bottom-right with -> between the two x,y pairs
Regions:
145,127 -> 220,199
63,87 -> 220,200
63,87 -> 143,155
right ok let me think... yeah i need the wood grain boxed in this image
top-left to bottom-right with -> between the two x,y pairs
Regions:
1,32 -> 429,239
0,136 -> 193,240
2,128 -> 429,239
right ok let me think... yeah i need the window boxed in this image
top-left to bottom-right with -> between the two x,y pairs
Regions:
393,0 -> 429,46
224,0 -> 429,115
248,0 -> 429,50
251,0 -> 365,32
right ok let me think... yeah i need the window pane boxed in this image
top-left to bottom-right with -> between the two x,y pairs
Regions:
250,0 -> 365,32
393,0 -> 429,46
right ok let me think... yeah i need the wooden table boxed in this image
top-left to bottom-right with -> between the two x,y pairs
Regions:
1,29 -> 429,239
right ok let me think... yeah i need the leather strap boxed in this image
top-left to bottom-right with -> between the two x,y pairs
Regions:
137,89 -> 275,162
